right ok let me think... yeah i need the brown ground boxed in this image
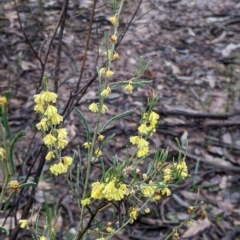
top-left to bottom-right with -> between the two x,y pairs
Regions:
1,0 -> 240,239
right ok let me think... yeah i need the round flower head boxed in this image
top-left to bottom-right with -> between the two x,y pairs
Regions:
44,105 -> 58,117
106,70 -> 114,78
102,181 -> 127,201
57,139 -> 68,149
50,162 -> 68,175
138,123 -> 149,135
50,113 -> 63,125
36,118 -> 49,131
130,136 -> 140,145
57,128 -> 68,139
95,148 -> 102,157
125,81 -> 133,93
34,94 -> 43,104
82,142 -> 91,149
9,180 -> 20,191
145,208 -> 150,213
89,102 -> 98,113
106,226 -> 113,233
19,219 -> 29,229
129,208 -> 138,220
43,133 -> 57,147
34,103 -> 44,113
113,53 -> 120,61
41,91 -> 57,103
161,187 -> 171,196
0,96 -> 7,106
109,15 -> 117,26
137,138 -> 149,148
110,35 -> 117,43
101,104 -> 109,113
137,147 -> 149,158
141,183 -> 156,197
45,151 -> 55,161
63,156 -> 73,166
97,134 -> 104,141
81,198 -> 91,206
99,68 -> 106,76
101,86 -> 111,97
91,182 -> 105,199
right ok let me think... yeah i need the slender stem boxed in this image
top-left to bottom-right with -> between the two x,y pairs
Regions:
78,109 -> 102,235
0,163 -> 10,210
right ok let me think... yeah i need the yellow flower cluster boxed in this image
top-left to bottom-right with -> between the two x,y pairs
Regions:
89,102 -> 109,113
34,91 -> 61,129
90,180 -> 128,201
141,182 -> 156,197
129,207 -> 138,223
139,111 -> 159,135
173,160 -> 188,179
163,168 -> 172,182
130,136 -> 149,158
141,181 -> 171,201
34,90 -> 73,175
130,111 -> 159,158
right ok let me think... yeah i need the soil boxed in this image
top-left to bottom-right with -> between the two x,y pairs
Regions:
1,0 -> 240,239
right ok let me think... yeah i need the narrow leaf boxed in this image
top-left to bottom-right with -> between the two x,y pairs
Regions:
9,130 -> 26,174
0,226 -> 9,236
74,108 -> 90,141
100,110 -> 133,132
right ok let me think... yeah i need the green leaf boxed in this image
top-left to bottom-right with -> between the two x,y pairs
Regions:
4,92 -> 11,101
99,133 -> 115,149
110,79 -> 152,88
9,130 -> 26,174
3,191 -> 15,211
20,182 -> 37,189
100,110 -> 133,132
1,105 -> 13,140
0,226 -> 9,236
74,108 -> 90,142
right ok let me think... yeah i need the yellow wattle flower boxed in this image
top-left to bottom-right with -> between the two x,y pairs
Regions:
45,151 -> 55,161
43,133 -> 57,146
89,102 -> 98,113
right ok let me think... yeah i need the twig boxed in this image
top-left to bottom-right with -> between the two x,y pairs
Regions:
167,140 -> 240,172
13,0 -> 43,67
158,109 -> 240,119
116,0 -> 142,47
75,0 -> 98,91
37,0 -> 69,92
54,0 -> 69,93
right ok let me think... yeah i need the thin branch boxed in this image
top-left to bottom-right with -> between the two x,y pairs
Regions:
75,0 -> 98,91
54,0 -> 69,93
37,0 -> 69,93
116,0 -> 142,47
13,0 -> 43,67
